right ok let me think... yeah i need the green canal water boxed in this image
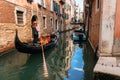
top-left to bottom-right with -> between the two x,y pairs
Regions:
0,31 -> 97,80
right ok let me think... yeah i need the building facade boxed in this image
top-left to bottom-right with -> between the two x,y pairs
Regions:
70,0 -> 76,22
84,0 -> 120,56
64,0 -> 76,30
0,0 -> 66,53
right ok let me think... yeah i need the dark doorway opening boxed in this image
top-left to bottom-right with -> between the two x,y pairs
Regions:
31,15 -> 38,24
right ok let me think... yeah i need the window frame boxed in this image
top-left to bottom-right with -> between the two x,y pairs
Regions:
96,0 -> 100,12
16,11 -> 24,25
55,19 -> 58,30
41,0 -> 46,8
50,17 -> 53,27
43,15 -> 46,28
15,7 -> 26,26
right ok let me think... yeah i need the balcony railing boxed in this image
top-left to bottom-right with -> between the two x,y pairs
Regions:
59,0 -> 65,5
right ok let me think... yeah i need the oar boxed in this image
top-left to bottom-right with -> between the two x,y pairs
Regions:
41,44 -> 49,79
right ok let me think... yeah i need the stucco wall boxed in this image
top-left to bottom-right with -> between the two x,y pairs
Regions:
99,0 -> 116,56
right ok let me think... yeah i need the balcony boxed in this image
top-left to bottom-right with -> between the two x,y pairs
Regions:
59,0 -> 65,5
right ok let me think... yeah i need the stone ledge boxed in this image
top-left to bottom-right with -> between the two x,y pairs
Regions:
94,64 -> 120,77
98,53 -> 112,57
94,57 -> 120,77
113,53 -> 120,57
0,44 -> 14,54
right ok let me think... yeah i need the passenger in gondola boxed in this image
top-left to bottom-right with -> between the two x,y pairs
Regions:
50,32 -> 57,42
56,30 -> 60,38
32,21 -> 39,44
46,34 -> 51,43
40,33 -> 50,45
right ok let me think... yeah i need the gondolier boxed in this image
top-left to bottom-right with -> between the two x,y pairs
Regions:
32,21 -> 39,43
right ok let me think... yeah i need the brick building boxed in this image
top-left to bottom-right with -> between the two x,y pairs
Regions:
84,0 -> 100,52
0,0 -> 67,53
64,0 -> 76,30
53,0 -> 65,32
70,0 -> 76,22
84,0 -> 120,56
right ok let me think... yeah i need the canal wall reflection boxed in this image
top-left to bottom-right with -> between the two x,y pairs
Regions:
47,31 -> 85,80
0,50 -> 30,80
64,46 -> 84,80
46,31 -> 97,80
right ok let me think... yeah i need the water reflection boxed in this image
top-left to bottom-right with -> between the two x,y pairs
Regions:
0,50 -> 30,80
47,31 -> 85,80
0,31 -> 96,80
0,49 -> 54,80
18,54 -> 43,80
64,46 -> 84,80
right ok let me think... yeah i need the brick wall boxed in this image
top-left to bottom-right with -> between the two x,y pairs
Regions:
39,7 -> 55,33
0,1 -> 32,53
0,1 -> 15,23
89,0 -> 100,50
0,0 -> 66,54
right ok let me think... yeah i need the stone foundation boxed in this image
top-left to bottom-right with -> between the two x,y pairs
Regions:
113,38 -> 120,56
0,23 -> 32,54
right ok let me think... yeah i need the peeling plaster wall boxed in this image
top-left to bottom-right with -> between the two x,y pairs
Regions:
99,0 -> 116,56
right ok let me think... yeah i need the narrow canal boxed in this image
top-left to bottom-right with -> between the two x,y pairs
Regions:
0,31 -> 97,80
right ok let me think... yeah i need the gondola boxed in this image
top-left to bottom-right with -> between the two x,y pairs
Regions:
15,30 -> 58,54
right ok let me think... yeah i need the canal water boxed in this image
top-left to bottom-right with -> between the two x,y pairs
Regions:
0,31 -> 97,80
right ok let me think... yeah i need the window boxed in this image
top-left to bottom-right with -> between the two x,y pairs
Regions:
16,11 -> 24,25
50,18 -> 53,27
96,0 -> 99,10
55,19 -> 58,30
15,7 -> 26,26
41,0 -> 46,7
36,0 -> 41,4
41,0 -> 44,6
43,16 -> 46,28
